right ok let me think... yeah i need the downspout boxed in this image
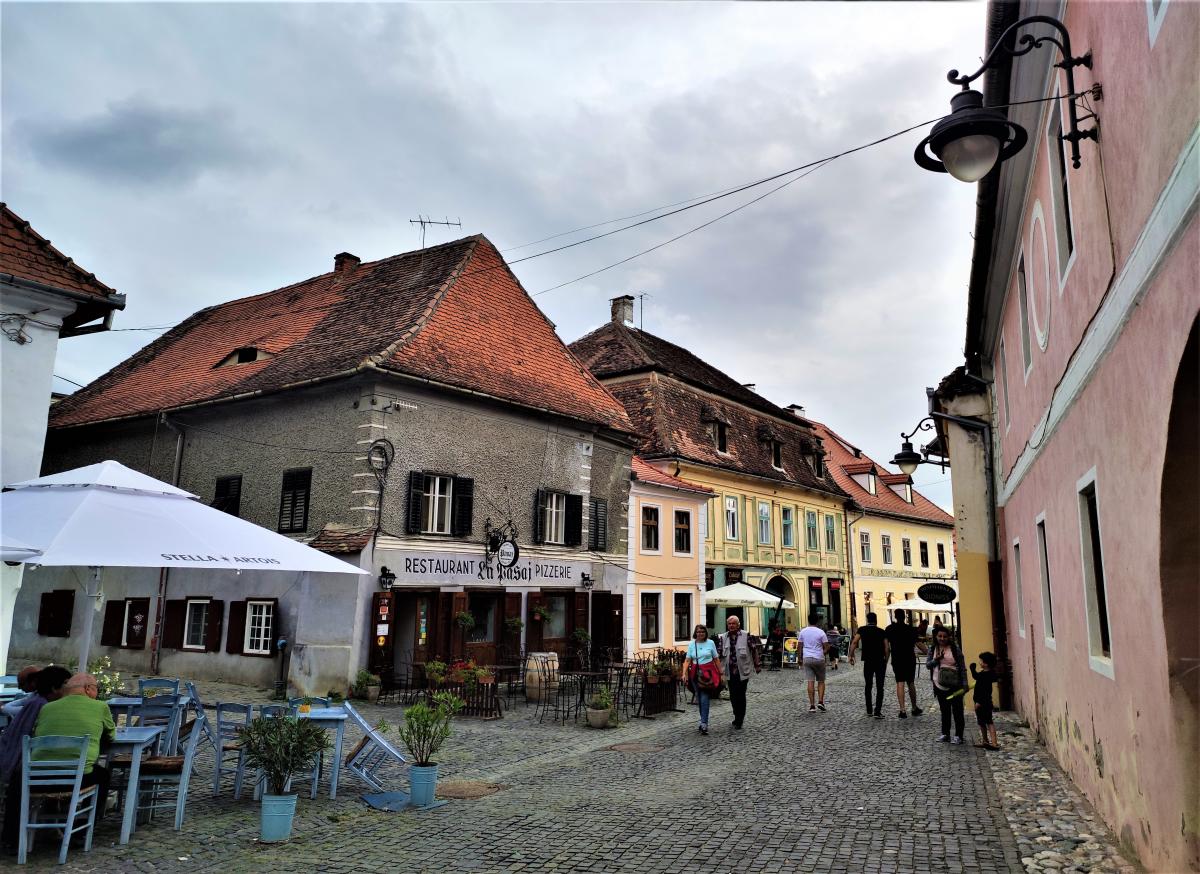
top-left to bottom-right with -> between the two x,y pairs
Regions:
148,414 -> 185,673
844,503 -> 865,632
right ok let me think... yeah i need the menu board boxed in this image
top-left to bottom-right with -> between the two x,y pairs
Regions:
783,636 -> 800,667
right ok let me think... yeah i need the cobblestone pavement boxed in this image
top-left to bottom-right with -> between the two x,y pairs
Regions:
5,667 -> 1140,873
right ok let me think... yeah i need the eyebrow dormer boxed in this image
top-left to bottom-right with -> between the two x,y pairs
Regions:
217,346 -> 273,368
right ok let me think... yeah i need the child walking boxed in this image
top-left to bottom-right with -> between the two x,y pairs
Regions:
970,652 -> 1000,750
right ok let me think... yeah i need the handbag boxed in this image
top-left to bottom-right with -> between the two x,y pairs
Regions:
697,661 -> 722,691
937,658 -> 961,689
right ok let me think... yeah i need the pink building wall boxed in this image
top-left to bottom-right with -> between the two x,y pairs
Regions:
985,1 -> 1198,870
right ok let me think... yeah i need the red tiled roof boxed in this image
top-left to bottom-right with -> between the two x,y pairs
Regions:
0,203 -> 121,329
602,375 -> 847,501
810,421 -> 953,526
308,526 -> 372,555
49,235 -> 634,435
631,457 -> 713,495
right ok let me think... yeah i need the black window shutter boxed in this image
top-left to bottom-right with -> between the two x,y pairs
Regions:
564,494 -> 584,547
532,489 -> 546,545
213,475 -> 242,516
162,599 -> 187,649
226,600 -> 247,655
406,471 -> 424,535
99,600 -> 125,647
589,498 -> 608,551
451,477 -> 474,537
37,590 -> 74,638
278,469 -> 311,533
206,600 -> 225,652
124,597 -> 151,650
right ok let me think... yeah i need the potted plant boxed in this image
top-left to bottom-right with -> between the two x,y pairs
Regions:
240,716 -> 330,842
296,696 -> 316,714
572,628 -> 592,646
352,670 -> 381,703
396,692 -> 464,807
424,660 -> 447,687
454,610 -> 476,631
504,616 -> 525,635
475,667 -> 495,686
644,663 -> 659,685
585,686 -> 615,729
530,604 -> 551,623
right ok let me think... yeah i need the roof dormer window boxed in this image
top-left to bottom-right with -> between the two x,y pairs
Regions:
714,421 -> 728,454
217,347 -> 273,368
771,440 -> 783,469
866,473 -> 876,495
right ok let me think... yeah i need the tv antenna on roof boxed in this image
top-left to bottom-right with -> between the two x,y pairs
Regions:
409,215 -> 462,248
637,292 -> 651,330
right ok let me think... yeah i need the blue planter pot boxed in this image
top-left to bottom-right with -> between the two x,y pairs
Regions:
409,764 -> 438,807
260,794 -> 297,842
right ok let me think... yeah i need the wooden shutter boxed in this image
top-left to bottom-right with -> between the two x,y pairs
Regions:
205,600 -> 225,652
436,593 -> 454,659
564,494 -> 583,547
124,597 -> 151,650
451,592 -> 468,656
504,592 -> 522,645
532,489 -> 545,544
37,590 -> 74,638
589,498 -> 608,551
278,469 -> 311,533
574,591 -> 589,634
212,475 -> 242,516
406,471 -> 424,535
451,477 -> 474,537
161,599 -> 187,649
526,592 -> 545,650
100,600 -> 125,647
226,600 -> 247,654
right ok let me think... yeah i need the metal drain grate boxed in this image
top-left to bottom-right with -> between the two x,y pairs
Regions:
601,742 -> 668,753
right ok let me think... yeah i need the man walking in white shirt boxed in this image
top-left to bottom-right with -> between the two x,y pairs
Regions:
799,613 -> 830,713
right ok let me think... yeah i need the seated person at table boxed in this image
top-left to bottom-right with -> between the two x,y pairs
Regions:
0,666 -> 72,782
1,671 -> 112,852
1,666 -> 43,718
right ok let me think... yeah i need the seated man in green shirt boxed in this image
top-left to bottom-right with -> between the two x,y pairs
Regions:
2,672 -> 115,852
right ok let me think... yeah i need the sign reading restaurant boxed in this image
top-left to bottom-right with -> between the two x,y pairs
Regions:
392,550 -> 589,586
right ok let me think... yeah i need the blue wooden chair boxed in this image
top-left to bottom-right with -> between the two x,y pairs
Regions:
131,694 -> 183,755
137,677 -> 180,698
211,703 -> 253,799
342,701 -> 407,792
286,698 -> 330,796
17,735 -> 99,865
257,704 -> 289,719
183,682 -> 218,756
132,710 -> 205,830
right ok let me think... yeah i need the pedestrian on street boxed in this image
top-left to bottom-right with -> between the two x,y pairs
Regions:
718,614 -> 762,730
929,617 -> 945,642
799,614 -> 830,713
971,652 -> 1001,750
927,627 -> 968,744
766,619 -> 785,671
826,623 -> 841,670
848,612 -> 890,718
885,609 -> 926,719
681,624 -> 720,735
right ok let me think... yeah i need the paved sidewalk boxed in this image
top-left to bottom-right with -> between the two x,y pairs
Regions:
5,667 -> 1138,873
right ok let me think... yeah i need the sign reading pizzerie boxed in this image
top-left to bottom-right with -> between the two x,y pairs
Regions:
392,550 -> 588,586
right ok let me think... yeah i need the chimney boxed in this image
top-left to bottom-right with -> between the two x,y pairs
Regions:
785,404 -> 806,418
610,295 -> 635,326
743,384 -> 756,393
334,252 -> 361,273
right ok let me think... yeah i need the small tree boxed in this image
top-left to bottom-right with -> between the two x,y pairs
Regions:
397,692 -> 464,767
240,717 -> 330,796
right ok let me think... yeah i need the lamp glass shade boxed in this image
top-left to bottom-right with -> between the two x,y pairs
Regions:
897,458 -> 920,476
940,133 -> 1002,182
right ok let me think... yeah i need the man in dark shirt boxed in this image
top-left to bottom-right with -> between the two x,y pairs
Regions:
849,612 -> 890,718
885,609 -> 926,719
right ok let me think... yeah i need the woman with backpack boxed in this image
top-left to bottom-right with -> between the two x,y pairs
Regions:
681,623 -> 721,735
926,626 -> 968,744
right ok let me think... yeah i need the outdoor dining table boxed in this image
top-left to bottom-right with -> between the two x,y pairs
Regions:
106,696 -> 142,725
109,725 -> 164,845
297,707 -> 348,799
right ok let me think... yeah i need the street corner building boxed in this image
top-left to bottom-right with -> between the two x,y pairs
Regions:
571,296 -> 855,638
921,1 -> 1199,870
12,234 -> 640,696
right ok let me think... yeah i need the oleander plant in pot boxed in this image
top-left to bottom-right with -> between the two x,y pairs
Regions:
397,692 -> 464,807
585,686 -> 615,729
240,716 -> 331,842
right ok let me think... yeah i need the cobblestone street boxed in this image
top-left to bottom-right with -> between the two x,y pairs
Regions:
10,669 -> 1139,873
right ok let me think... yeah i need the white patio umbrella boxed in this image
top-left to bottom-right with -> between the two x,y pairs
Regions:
1,533 -> 43,563
1,460 -> 367,667
704,581 -> 796,610
887,597 -> 957,613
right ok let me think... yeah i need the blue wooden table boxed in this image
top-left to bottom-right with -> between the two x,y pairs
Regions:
110,725 -> 163,845
297,707 -> 348,799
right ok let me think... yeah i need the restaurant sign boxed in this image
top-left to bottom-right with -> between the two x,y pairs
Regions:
392,550 -> 589,586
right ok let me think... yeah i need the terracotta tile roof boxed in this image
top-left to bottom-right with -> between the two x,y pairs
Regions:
631,457 -> 713,495
49,235 -> 634,435
809,421 -> 953,526
571,321 -> 804,424
602,375 -> 848,501
0,203 -> 122,329
308,526 -> 372,555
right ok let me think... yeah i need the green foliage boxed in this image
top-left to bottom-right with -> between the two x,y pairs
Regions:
64,656 -> 121,700
572,628 -> 592,645
587,686 -> 614,711
531,604 -> 552,622
240,716 -> 331,796
397,692 -> 463,766
504,616 -> 525,634
424,660 -> 448,685
454,610 -> 476,630
352,670 -> 381,698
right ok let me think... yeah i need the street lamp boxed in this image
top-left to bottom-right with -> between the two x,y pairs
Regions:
580,572 -> 594,590
891,417 -> 939,476
915,15 -> 1097,182
378,566 -> 396,591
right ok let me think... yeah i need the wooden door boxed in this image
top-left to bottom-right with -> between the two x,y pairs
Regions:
412,594 -> 432,664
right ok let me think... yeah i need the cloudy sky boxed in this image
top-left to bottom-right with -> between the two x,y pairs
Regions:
3,1 -> 987,510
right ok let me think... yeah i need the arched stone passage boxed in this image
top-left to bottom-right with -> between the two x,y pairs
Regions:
763,575 -> 798,632
1159,313 -> 1199,869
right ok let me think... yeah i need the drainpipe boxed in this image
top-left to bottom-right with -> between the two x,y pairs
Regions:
148,414 -> 185,673
843,503 -> 865,632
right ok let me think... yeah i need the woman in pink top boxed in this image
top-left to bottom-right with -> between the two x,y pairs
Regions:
925,627 -> 968,744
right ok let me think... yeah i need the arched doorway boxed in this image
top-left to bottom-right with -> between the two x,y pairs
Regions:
1160,314 -> 1199,868
763,575 -> 797,633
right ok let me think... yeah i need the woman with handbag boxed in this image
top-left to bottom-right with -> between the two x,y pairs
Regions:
681,624 -> 720,735
926,626 -> 968,744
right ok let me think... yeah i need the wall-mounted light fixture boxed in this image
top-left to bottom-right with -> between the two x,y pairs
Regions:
378,566 -> 396,591
581,572 -> 594,590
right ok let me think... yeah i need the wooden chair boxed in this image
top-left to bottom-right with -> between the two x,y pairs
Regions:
137,678 -> 180,698
132,711 -> 204,830
342,702 -> 407,792
17,735 -> 99,865
211,703 -> 253,799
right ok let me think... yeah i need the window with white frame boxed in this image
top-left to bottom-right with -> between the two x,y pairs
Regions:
673,509 -> 692,554
183,599 -> 210,651
806,511 -> 819,551
641,505 -> 660,552
1018,256 -> 1032,373
1012,540 -> 1026,638
825,515 -> 837,552
543,491 -> 567,544
1036,516 -> 1055,643
757,501 -> 771,545
421,474 -> 453,534
640,592 -> 660,644
1077,473 -> 1112,663
902,537 -> 912,567
999,340 -> 1012,427
881,534 -> 893,565
781,506 -> 795,548
1048,94 -> 1075,281
937,543 -> 946,570
859,530 -> 872,563
244,600 -> 274,655
919,540 -> 930,568
725,496 -> 739,541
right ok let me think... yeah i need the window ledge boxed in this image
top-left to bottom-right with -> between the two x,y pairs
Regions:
1088,654 -> 1114,679
1043,636 -> 1057,651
